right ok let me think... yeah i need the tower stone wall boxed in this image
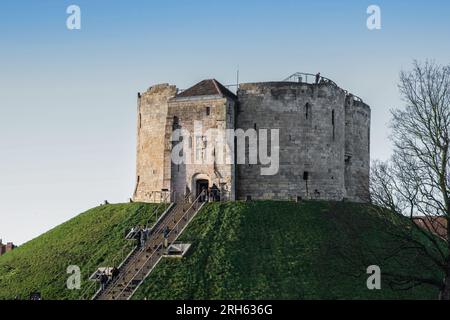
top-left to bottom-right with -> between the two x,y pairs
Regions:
133,77 -> 371,203
236,81 -> 349,201
134,84 -> 177,202
167,95 -> 236,201
344,96 -> 371,201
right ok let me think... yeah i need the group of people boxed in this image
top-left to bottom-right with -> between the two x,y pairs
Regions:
99,267 -> 119,291
314,72 -> 331,85
199,184 -> 221,203
128,224 -> 172,250
97,222 -> 171,292
97,224 -> 158,292
130,225 -> 151,248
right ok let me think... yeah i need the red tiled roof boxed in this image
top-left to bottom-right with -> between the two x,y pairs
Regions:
176,79 -> 236,100
413,216 -> 447,240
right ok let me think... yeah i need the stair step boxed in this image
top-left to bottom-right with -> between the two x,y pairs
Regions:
94,202 -> 202,300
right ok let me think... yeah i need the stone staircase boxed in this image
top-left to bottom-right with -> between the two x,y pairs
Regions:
94,196 -> 204,300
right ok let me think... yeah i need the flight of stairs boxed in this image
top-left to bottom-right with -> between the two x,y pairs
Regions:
94,196 -> 204,300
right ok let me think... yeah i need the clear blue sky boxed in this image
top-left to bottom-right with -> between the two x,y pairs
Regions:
1,0 -> 449,244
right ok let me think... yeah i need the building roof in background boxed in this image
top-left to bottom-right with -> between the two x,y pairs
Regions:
413,216 -> 447,240
176,79 -> 237,100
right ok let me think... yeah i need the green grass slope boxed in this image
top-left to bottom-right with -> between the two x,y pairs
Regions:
0,201 -> 442,300
0,203 -> 167,300
133,201 -> 441,300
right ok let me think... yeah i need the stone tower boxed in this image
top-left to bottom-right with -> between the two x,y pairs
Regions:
133,74 -> 370,203
134,80 -> 237,202
235,79 -> 370,202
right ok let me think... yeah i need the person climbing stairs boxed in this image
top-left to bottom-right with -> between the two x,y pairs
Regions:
93,194 -> 204,300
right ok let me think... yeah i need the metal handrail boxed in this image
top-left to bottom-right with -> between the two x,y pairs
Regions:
283,72 -> 338,87
206,189 -> 231,202
92,200 -> 174,299
344,90 -> 364,103
83,245 -> 136,299
115,194 -> 204,300
80,280 -> 97,300
124,196 -> 204,299
86,197 -> 171,299
284,73 -> 365,103
101,204 -> 179,299
144,192 -> 171,227
166,196 -> 203,240
105,201 -> 164,265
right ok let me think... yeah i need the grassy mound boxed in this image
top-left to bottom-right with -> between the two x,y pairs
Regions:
0,201 -> 442,300
132,201 -> 441,300
0,203 -> 167,300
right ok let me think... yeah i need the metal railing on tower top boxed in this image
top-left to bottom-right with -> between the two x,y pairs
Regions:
283,72 -> 365,103
283,72 -> 338,87
176,73 -> 365,103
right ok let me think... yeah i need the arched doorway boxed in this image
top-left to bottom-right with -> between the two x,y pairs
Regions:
196,179 -> 209,198
191,173 -> 211,200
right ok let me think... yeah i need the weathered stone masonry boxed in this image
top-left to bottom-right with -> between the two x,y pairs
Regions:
133,77 -> 370,203
236,81 -> 370,202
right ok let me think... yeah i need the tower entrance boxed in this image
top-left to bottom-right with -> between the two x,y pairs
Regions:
196,179 -> 209,198
191,173 -> 211,201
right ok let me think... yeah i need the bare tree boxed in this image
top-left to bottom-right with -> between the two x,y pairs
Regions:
370,60 -> 450,299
